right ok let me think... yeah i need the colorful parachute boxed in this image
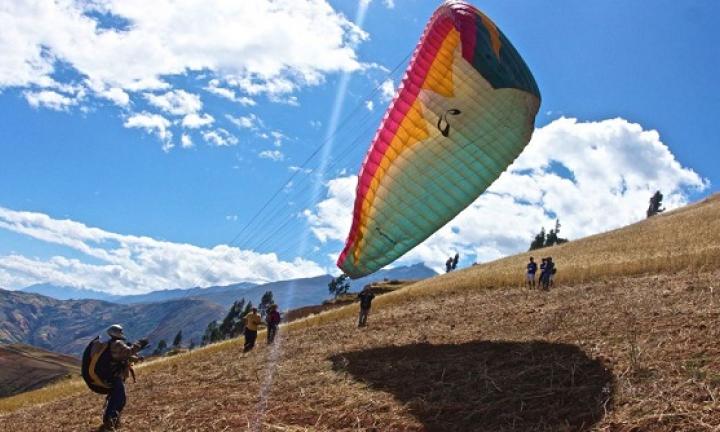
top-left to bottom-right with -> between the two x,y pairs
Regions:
337,0 -> 541,278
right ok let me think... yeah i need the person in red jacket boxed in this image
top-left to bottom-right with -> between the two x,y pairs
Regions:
266,304 -> 281,344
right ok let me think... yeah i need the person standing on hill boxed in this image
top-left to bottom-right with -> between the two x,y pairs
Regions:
357,287 -> 376,327
103,325 -> 148,430
243,307 -> 262,352
539,258 -> 548,290
451,253 -> 460,270
547,257 -> 556,289
445,257 -> 453,273
526,257 -> 538,289
541,257 -> 555,290
266,304 -> 281,345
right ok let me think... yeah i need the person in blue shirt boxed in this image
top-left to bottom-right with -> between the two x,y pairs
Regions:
526,257 -> 538,289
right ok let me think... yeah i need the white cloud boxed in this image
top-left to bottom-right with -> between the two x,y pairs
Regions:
304,176 -> 357,243
24,90 -> 77,111
181,112 -> 214,129
205,80 -> 256,106
259,149 -> 284,161
383,0 -> 396,8
145,90 -> 202,116
0,1 -> 365,93
123,112 -> 172,148
0,207 -> 325,294
180,133 -> 193,148
227,113 -> 261,130
365,100 -> 374,111
380,78 -> 395,102
97,87 -> 130,107
306,118 -> 708,271
202,128 -> 238,146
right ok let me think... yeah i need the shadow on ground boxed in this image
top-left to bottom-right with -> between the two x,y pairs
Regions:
330,340 -> 614,432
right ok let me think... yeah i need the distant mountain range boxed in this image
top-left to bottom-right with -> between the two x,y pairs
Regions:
0,288 -> 225,356
20,263 -> 438,310
5,264 -> 437,357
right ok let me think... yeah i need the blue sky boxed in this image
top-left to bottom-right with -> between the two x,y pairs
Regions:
0,0 -> 716,293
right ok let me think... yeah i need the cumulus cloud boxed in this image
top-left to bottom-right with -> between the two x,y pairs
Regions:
144,90 -> 202,116
380,78 -> 395,102
0,207 -> 325,294
0,0 -> 368,147
227,113 -> 262,130
365,100 -> 374,111
259,149 -> 284,161
205,79 -> 256,106
24,90 -> 78,111
124,112 -> 172,148
305,118 -> 708,271
180,133 -> 193,148
0,1 -> 365,92
181,112 -> 214,129
202,128 -> 238,146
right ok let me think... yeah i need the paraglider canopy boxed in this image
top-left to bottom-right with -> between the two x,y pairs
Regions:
338,0 -> 541,278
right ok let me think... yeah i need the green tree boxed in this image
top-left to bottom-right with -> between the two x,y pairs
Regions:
172,330 -> 183,348
202,321 -> 222,345
328,274 -> 350,298
529,227 -> 546,251
258,290 -> 274,319
153,339 -> 168,356
647,190 -> 665,218
220,298 -> 245,338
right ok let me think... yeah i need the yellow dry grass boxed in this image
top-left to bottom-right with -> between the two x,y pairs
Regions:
0,193 -> 718,431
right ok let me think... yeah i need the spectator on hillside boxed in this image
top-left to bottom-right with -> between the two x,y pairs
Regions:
539,258 -> 548,290
445,257 -> 453,273
541,257 -> 555,291
451,253 -> 460,270
266,304 -> 281,345
243,307 -> 262,352
526,257 -> 537,289
357,287 -> 376,327
547,257 -> 557,289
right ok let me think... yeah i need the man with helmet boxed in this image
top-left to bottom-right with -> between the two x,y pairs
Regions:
103,324 -> 148,430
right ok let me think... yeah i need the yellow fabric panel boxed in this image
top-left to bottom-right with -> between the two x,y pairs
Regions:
422,29 -> 459,97
354,98 -> 430,263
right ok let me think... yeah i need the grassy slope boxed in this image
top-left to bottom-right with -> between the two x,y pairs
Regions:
1,194 -> 719,431
0,344 -> 79,398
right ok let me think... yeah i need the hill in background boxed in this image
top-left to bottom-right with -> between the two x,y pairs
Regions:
19,264 -> 437,310
0,290 -> 225,356
0,344 -> 78,398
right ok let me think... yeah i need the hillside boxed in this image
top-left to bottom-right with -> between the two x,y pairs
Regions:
0,291 -> 225,356
0,345 -> 78,398
1,194 -> 719,431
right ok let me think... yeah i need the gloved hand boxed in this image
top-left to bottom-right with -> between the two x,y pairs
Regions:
137,338 -> 150,349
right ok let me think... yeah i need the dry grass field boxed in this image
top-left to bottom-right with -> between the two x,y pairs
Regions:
1,193 -> 719,431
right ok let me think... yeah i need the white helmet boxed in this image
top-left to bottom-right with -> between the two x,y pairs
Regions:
107,324 -> 125,339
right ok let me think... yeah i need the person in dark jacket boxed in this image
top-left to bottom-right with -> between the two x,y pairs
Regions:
104,324 -> 148,430
266,304 -> 281,344
526,257 -> 538,289
357,288 -> 376,327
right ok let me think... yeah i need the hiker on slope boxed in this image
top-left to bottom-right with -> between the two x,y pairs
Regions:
103,325 -> 148,430
266,304 -> 281,345
243,307 -> 263,352
526,256 -> 537,289
357,287 -> 375,327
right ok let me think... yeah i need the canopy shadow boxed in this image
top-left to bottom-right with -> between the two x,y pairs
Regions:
330,340 -> 614,432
